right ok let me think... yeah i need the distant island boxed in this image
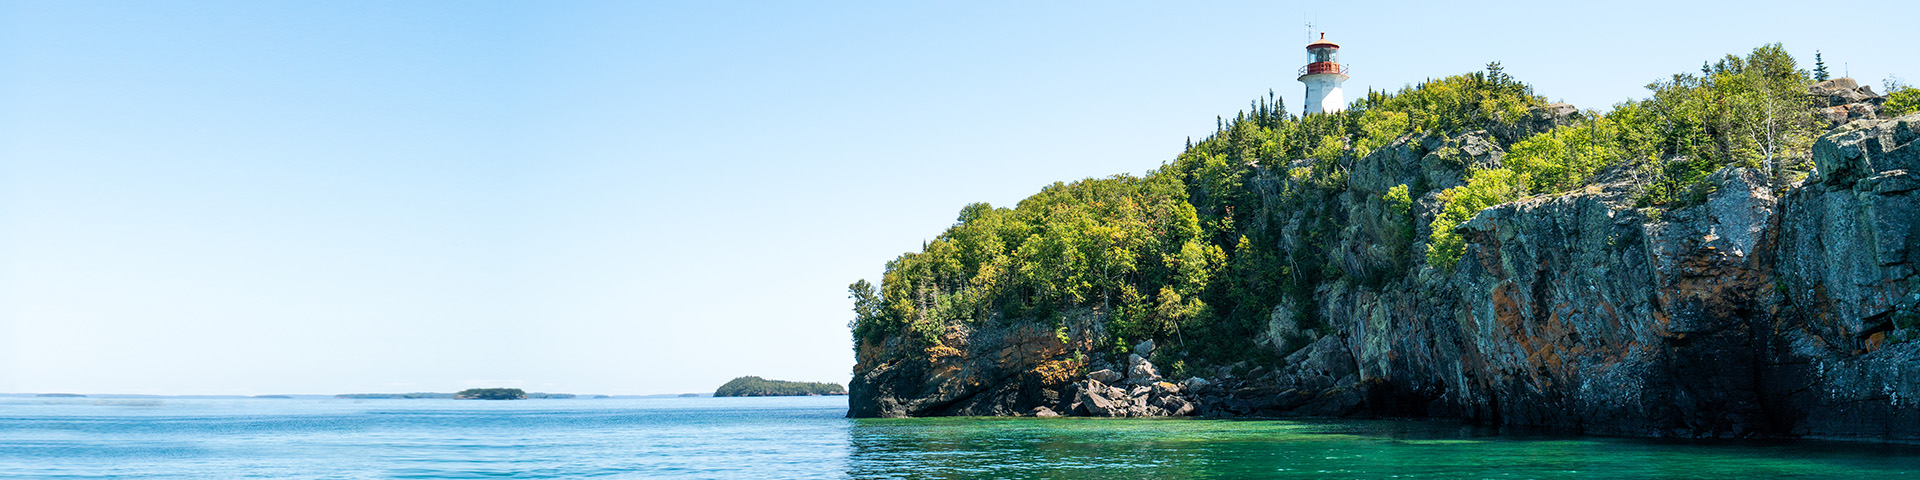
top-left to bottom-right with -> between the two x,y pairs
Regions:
454,388 -> 526,400
333,390 -> 573,400
35,393 -> 85,398
714,376 -> 847,397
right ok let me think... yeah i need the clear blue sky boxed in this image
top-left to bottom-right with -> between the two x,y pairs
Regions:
3,1 -> 1914,395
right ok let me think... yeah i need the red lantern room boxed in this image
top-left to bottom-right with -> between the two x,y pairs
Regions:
1304,33 -> 1344,75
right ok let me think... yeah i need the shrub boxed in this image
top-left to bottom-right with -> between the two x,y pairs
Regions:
1885,85 -> 1920,117
1426,168 -> 1525,269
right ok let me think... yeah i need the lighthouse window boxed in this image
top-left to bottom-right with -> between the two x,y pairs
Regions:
1312,49 -> 1336,63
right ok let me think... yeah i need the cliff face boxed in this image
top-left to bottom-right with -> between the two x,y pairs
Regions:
1770,115 -> 1920,437
1391,166 -> 1780,436
850,114 -> 1920,441
850,321 -> 1080,418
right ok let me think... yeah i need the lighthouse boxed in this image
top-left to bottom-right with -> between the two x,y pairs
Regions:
1297,32 -> 1349,115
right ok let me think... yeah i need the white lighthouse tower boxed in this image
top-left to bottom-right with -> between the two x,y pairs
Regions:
1297,32 -> 1349,115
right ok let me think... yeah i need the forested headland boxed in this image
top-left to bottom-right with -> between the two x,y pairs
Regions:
847,43 -> 1920,441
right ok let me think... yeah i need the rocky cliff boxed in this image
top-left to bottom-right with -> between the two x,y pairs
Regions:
851,98 -> 1919,440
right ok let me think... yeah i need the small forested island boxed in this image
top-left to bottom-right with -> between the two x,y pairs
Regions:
333,389 -> 567,400
454,388 -> 527,400
715,376 -> 848,397
34,393 -> 85,398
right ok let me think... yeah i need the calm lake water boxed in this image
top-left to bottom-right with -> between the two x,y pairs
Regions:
1,395 -> 1916,478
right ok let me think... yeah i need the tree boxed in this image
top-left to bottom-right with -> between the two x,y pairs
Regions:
1885,76 -> 1920,116
1814,51 -> 1830,81
1485,61 -> 1511,86
848,279 -> 885,342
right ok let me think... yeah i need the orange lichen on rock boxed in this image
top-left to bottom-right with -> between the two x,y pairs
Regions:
854,343 -> 887,375
997,324 -> 1070,368
1031,358 -> 1084,386
925,344 -> 962,361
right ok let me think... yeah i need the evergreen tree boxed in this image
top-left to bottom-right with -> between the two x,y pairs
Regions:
1814,51 -> 1830,81
1484,61 -> 1510,86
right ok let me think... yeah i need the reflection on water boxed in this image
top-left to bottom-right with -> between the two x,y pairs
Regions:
849,416 -> 1920,479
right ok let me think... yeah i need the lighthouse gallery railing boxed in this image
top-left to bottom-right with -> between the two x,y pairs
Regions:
1299,63 -> 1349,76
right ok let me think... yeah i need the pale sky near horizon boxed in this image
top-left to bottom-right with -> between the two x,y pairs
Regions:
4,1 -> 1915,396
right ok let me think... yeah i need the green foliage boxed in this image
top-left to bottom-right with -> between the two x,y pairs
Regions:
454,388 -> 526,400
1885,84 -> 1920,117
1350,62 -> 1545,143
1501,117 -> 1620,193
1354,109 -> 1410,156
1425,44 -> 1824,269
1628,43 -> 1818,202
846,173 -> 1214,348
713,376 -> 846,397
1382,183 -> 1415,250
848,279 -> 885,343
1383,184 -> 1412,218
1426,168 -> 1525,269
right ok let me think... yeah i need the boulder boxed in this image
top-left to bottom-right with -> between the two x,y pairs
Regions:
1126,354 -> 1161,383
1128,385 -> 1151,399
1823,104 -> 1880,124
1151,381 -> 1182,396
1809,77 -> 1861,96
1031,406 -> 1060,417
1809,78 -> 1888,126
1809,77 -> 1881,104
1284,335 -> 1357,380
1134,339 -> 1155,357
1180,377 -> 1211,394
1073,380 -> 1120,416
1087,369 -> 1124,384
1155,395 -> 1196,416
1257,300 -> 1314,353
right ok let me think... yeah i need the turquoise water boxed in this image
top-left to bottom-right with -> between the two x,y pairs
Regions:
2,396 -> 1916,478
